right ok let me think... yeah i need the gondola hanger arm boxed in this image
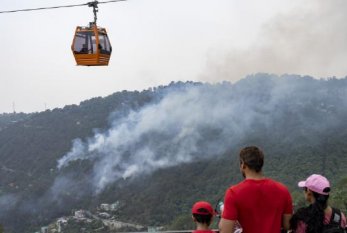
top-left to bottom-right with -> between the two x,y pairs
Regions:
0,0 -> 127,14
88,1 -> 99,25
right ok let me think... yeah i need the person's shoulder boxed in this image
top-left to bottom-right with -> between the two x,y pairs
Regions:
294,206 -> 309,216
228,180 -> 247,191
267,178 -> 290,191
224,180 -> 247,197
193,230 -> 216,233
291,206 -> 309,225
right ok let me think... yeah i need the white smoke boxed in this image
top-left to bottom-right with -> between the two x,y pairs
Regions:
57,139 -> 86,169
0,194 -> 18,217
57,83 -> 254,193
201,0 -> 347,82
57,75 -> 347,193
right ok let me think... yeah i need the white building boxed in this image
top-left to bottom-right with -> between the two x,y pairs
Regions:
74,210 -> 86,219
41,226 -> 48,233
100,203 -> 110,211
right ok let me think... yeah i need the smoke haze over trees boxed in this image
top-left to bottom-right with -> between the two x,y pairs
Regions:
1,74 -> 347,232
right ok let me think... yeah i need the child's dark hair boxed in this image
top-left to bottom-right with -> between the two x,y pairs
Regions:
191,202 -> 214,226
193,213 -> 213,225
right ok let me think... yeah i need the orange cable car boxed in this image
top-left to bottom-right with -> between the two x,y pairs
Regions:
71,1 -> 112,66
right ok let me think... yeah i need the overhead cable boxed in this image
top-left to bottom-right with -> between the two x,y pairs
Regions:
0,0 -> 127,14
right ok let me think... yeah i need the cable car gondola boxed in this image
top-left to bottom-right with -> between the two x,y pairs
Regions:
71,1 -> 112,66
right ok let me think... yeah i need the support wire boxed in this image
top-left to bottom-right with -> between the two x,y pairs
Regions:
0,0 -> 127,14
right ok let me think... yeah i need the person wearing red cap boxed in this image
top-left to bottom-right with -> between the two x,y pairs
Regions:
192,201 -> 216,233
219,146 -> 293,233
290,174 -> 347,233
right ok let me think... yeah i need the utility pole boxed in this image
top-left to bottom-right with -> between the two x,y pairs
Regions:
12,102 -> 16,114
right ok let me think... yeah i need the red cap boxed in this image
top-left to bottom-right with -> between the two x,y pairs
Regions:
192,201 -> 215,216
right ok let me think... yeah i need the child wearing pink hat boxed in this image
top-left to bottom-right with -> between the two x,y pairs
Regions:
290,174 -> 347,233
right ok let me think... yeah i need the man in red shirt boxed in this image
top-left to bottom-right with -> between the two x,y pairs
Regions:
219,146 -> 293,233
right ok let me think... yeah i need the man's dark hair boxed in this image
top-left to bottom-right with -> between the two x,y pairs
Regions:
239,146 -> 264,172
193,213 -> 212,225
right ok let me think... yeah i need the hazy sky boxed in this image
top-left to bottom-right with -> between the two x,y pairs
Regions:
1,0 -> 346,113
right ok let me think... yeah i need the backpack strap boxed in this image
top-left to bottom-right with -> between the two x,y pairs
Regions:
329,207 -> 342,226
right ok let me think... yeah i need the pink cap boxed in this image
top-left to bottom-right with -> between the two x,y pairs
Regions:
298,174 -> 330,195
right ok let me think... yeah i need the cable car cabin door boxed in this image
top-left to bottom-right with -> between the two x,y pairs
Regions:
71,24 -> 112,66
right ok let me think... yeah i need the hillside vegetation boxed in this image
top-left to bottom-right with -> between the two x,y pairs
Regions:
0,75 -> 347,232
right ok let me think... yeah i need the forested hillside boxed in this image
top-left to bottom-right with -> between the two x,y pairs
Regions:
0,112 -> 31,130
0,75 -> 347,232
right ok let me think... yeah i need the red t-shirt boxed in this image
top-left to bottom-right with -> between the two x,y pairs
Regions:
193,230 -> 215,233
222,178 -> 293,233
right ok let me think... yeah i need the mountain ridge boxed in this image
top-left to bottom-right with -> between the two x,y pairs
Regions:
0,75 -> 347,232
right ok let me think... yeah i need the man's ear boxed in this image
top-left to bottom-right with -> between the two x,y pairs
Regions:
192,215 -> 196,222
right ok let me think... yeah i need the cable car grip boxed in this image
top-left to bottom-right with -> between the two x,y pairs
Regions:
87,1 -> 99,25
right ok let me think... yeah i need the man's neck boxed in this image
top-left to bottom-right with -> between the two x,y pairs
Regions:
245,171 -> 264,180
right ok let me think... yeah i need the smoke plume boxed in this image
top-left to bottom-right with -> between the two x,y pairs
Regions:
57,74 -> 347,193
58,83 -> 246,193
201,0 -> 347,82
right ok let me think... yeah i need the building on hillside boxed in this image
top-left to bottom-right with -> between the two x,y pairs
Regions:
41,226 -> 48,233
148,226 -> 165,232
100,203 -> 110,211
56,217 -> 68,232
102,220 -> 144,231
110,201 -> 120,211
74,210 -> 86,219
100,201 -> 121,212
98,212 -> 111,219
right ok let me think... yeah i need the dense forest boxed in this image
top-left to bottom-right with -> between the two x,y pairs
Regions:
0,74 -> 347,232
